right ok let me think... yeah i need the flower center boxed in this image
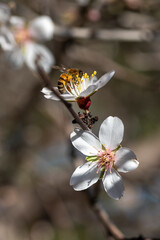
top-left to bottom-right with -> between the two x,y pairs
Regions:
15,28 -> 31,44
97,149 -> 115,173
67,72 -> 89,94
63,70 -> 97,96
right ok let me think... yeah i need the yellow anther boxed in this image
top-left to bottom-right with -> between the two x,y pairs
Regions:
94,71 -> 97,75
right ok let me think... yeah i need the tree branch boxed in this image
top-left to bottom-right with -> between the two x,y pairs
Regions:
54,25 -> 153,42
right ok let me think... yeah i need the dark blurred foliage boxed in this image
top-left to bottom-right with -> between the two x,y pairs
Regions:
0,0 -> 160,239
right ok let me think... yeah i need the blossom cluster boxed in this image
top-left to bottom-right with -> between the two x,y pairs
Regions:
41,66 -> 139,200
0,3 -> 139,200
0,3 -> 55,72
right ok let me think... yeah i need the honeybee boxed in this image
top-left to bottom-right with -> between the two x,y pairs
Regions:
53,65 -> 83,94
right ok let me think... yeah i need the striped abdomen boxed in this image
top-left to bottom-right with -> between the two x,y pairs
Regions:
58,73 -> 69,94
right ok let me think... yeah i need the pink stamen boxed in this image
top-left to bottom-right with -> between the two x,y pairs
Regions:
96,149 -> 115,173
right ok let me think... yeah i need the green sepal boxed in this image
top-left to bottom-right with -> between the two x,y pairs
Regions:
113,144 -> 122,153
102,145 -> 106,151
100,167 -> 105,179
86,155 -> 98,162
88,90 -> 97,97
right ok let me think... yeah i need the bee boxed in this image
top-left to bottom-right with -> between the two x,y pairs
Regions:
53,65 -> 83,94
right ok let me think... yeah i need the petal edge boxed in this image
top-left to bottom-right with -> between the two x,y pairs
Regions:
103,168 -> 124,200
70,161 -> 100,191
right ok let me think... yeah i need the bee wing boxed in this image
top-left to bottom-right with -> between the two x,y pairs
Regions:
61,64 -> 68,71
52,64 -> 68,72
52,65 -> 63,70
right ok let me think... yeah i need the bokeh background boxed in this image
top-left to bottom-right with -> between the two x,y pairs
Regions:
0,0 -> 160,239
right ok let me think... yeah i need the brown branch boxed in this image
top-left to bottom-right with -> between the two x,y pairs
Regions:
93,202 -> 125,239
54,25 -> 153,42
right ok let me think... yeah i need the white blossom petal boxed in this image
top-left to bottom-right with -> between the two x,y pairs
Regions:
41,87 -> 53,95
90,75 -> 98,84
99,116 -> 124,150
0,26 -> 15,50
0,3 -> 10,23
6,47 -> 24,68
24,42 -> 55,73
83,75 -> 97,89
95,71 -> 115,90
41,87 -> 76,101
29,16 -> 55,41
60,94 -> 76,101
79,84 -> 97,97
9,16 -> 26,29
70,161 -> 100,191
43,94 -> 58,100
41,87 -> 60,101
115,147 -> 139,173
45,93 -> 75,101
70,128 -> 102,156
102,168 -> 124,200
0,36 -> 14,51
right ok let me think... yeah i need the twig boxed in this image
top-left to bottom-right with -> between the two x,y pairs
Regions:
93,202 -> 125,239
55,25 -> 153,42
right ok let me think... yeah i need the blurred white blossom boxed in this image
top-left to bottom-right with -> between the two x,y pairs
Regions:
0,15 -> 55,72
70,116 -> 139,200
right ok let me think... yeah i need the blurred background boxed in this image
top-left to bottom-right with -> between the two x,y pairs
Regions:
0,0 -> 160,239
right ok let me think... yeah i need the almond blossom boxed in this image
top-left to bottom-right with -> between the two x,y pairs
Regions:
0,15 -> 55,72
70,116 -> 139,200
41,70 -> 115,110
